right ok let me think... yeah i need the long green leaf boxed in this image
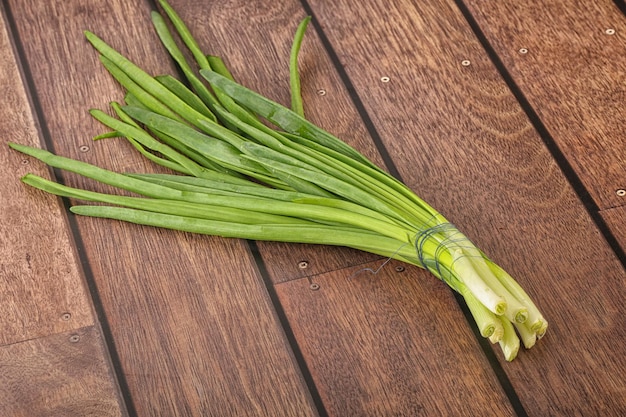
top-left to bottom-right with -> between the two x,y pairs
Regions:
70,205 -> 418,263
22,173 -> 309,226
90,109 -> 208,178
289,16 -> 311,117
86,30 -> 217,126
200,69 -> 376,166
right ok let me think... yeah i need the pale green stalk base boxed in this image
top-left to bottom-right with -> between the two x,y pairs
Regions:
493,316 -> 521,362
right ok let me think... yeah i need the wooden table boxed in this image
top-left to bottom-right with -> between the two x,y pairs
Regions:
1,0 -> 625,415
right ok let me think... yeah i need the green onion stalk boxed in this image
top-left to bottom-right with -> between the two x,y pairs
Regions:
9,0 -> 546,361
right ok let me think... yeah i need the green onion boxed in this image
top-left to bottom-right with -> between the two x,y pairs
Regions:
9,0 -> 546,361
290,16 -> 311,117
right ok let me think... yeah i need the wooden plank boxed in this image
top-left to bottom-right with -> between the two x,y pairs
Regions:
276,260 -> 516,416
0,1 -> 93,346
0,326 -> 125,417
83,223 -> 319,417
256,241 -> 380,284
306,0 -> 626,415
464,0 -> 626,210
6,0 -> 318,415
601,206 -> 626,252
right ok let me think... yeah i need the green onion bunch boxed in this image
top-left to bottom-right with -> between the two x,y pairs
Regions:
9,0 -> 546,360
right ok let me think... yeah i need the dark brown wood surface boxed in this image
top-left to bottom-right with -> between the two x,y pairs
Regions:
465,0 -> 626,211
276,260 -> 515,416
0,327 -> 125,417
1,0 -> 624,416
603,206 -> 626,251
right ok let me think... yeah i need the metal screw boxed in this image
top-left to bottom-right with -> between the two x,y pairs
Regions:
605,28 -> 616,35
317,89 -> 326,96
309,283 -> 320,291
69,334 -> 80,343
380,76 -> 390,83
461,60 -> 471,66
298,261 -> 309,269
79,145 -> 90,152
519,48 -> 528,54
617,189 -> 626,197
61,313 -> 72,321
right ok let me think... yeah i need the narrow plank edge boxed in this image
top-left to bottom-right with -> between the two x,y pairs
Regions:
600,205 -> 626,254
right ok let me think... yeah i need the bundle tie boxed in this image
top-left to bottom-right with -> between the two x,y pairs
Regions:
414,216 -> 477,283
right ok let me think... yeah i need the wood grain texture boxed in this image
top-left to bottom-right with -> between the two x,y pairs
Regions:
6,0 -> 318,415
0,326 -> 125,417
307,0 -> 626,415
276,260 -> 516,416
601,205 -> 626,252
256,241 -> 381,284
0,2 -> 93,345
465,0 -> 626,210
83,223 -> 318,417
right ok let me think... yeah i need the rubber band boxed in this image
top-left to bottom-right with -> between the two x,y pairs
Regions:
414,217 -> 471,277
414,216 -> 486,286
415,222 -> 456,279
